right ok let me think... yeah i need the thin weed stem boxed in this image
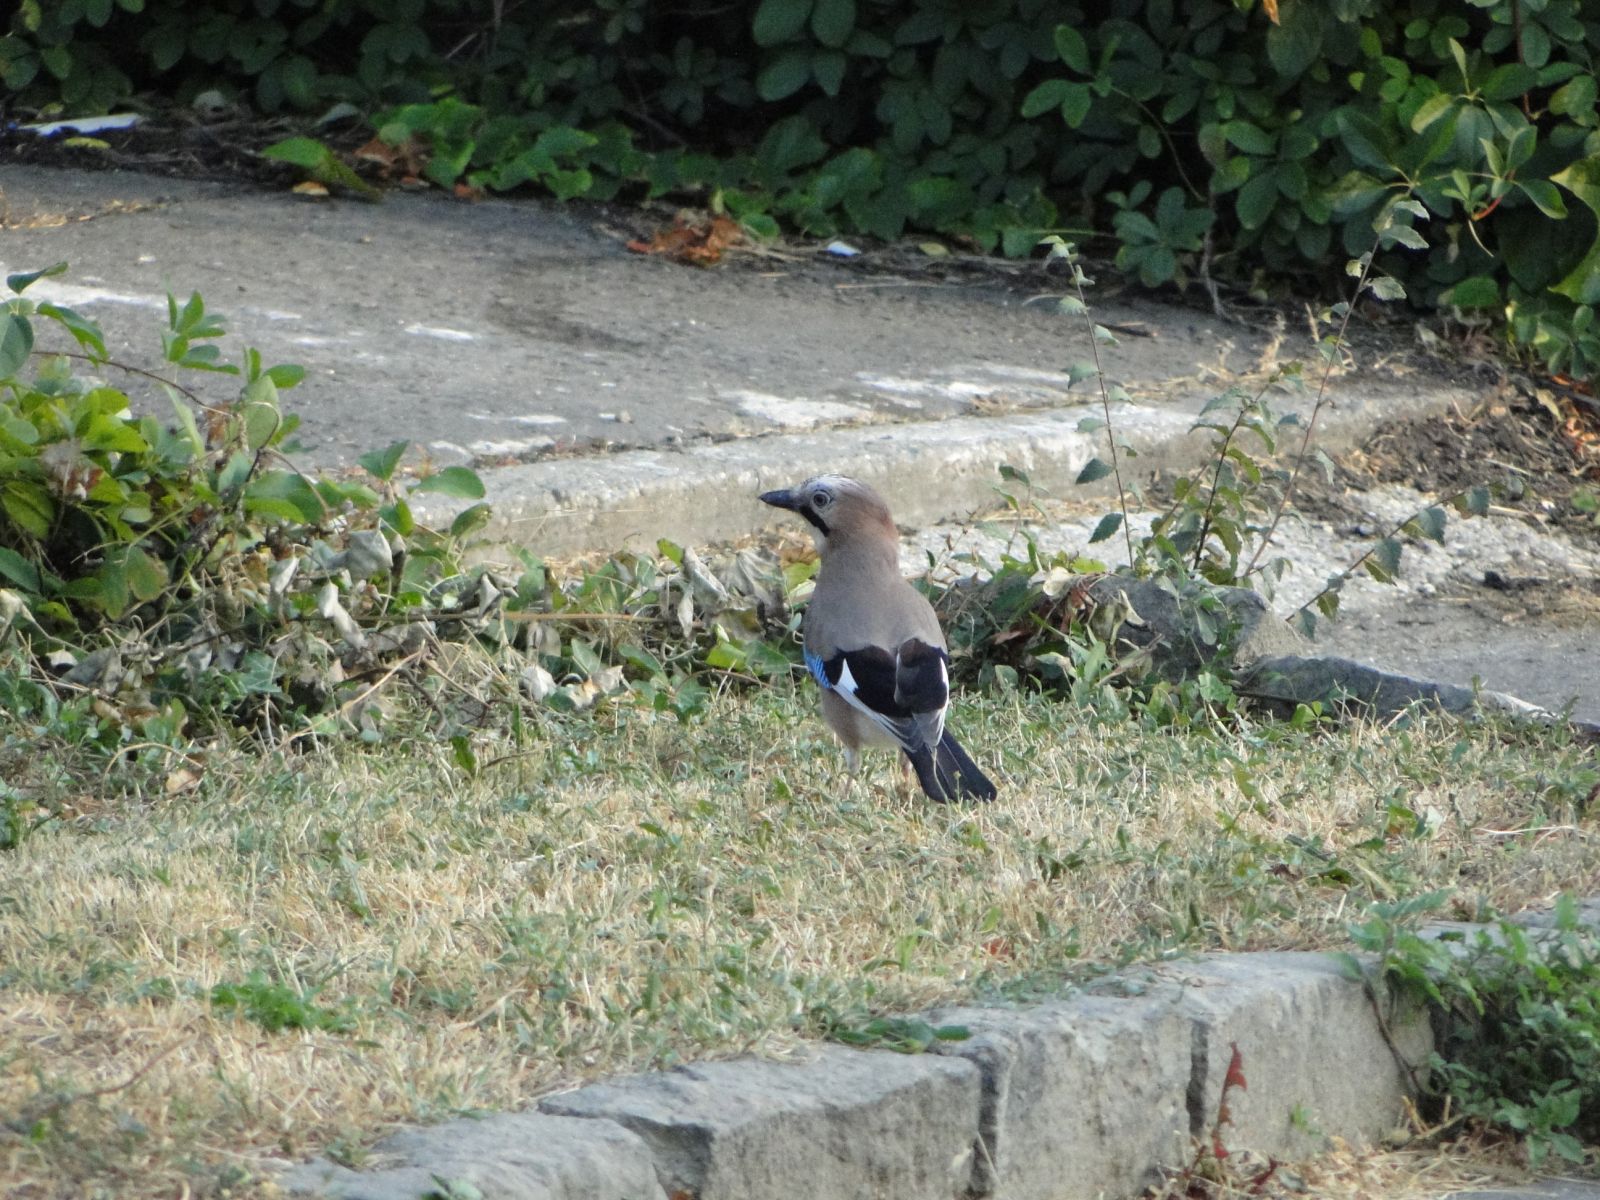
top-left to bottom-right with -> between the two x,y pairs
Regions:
1243,247 -> 1378,579
1055,243 -> 1135,568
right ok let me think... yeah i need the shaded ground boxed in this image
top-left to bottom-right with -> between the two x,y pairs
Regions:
2,106 -> 345,186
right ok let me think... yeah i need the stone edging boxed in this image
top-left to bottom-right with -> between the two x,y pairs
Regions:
278,950 -> 1431,1200
276,898 -> 1600,1199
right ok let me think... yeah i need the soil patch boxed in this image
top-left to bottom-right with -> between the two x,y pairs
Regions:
1304,382 -> 1600,630
1337,386 -> 1600,539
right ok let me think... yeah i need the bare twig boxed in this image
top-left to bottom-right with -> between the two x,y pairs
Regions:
52,350 -> 219,412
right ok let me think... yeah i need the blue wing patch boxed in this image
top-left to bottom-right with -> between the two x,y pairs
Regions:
804,647 -> 832,690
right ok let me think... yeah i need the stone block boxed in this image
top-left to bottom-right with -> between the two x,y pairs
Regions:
1160,952 -> 1431,1161
922,991 -> 1191,1199
539,1044 -> 982,1200
275,1111 -> 665,1200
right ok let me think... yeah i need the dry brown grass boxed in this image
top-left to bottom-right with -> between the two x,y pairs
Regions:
1150,1118 -> 1538,1199
2,685 -> 1597,1197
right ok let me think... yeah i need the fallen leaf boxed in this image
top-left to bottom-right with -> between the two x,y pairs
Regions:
164,765 -> 202,795
292,180 -> 331,198
981,936 -> 1014,959
626,213 -> 745,266
354,135 -> 429,180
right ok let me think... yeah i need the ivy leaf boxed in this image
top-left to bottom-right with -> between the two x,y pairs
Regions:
809,0 -> 854,48
753,0 -> 812,46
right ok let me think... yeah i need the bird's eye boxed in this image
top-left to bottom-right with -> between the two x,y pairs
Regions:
811,490 -> 832,510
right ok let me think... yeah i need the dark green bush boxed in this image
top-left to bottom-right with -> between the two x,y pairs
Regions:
4,1 -> 1597,381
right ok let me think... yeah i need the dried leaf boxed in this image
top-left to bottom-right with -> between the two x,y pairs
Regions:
291,181 -> 331,198
164,765 -> 202,795
1222,1043 -> 1248,1093
519,663 -> 557,702
1039,566 -> 1076,599
316,581 -> 366,649
626,214 -> 745,266
39,440 -> 102,500
674,589 -> 695,638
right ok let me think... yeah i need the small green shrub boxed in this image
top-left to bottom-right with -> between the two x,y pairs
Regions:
0,262 -> 489,751
1350,893 -> 1600,1167
0,262 -> 807,774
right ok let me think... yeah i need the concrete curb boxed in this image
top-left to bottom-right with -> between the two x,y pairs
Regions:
278,949 -> 1432,1200
415,382 -> 1471,558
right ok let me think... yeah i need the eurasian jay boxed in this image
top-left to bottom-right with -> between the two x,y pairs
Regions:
759,474 -> 998,803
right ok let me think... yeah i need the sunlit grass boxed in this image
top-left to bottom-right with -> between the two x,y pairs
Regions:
2,681 -> 1597,1198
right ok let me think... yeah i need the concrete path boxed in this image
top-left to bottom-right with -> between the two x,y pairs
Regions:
2,163 -> 1452,476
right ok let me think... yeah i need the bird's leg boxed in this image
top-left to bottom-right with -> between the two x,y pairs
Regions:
828,745 -> 862,797
897,752 -> 917,799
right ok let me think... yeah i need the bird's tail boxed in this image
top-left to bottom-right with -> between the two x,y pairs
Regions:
907,731 -> 997,802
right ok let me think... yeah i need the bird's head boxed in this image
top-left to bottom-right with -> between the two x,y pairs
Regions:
759,474 -> 895,547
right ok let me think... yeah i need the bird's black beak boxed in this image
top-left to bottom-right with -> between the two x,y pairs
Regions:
759,488 -> 800,511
